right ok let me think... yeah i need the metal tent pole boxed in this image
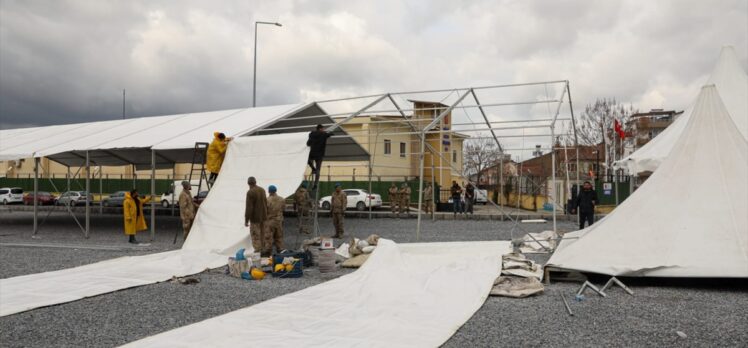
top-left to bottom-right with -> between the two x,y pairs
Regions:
151,150 -> 156,241
416,130 -> 426,242
551,127 -> 557,233
33,158 -> 39,234
566,81 -> 580,214
99,166 -> 103,215
85,151 -> 90,239
171,167 -> 176,216
431,161 -> 436,221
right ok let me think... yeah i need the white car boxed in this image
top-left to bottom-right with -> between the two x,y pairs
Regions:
160,180 -> 206,208
319,189 -> 383,211
0,187 -> 24,205
56,191 -> 93,206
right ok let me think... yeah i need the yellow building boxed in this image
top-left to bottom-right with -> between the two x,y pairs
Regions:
321,100 -> 467,189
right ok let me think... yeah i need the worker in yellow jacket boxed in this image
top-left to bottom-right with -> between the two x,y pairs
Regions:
123,189 -> 151,244
206,132 -> 232,183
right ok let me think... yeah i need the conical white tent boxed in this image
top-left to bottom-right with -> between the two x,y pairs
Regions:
617,46 -> 748,174
548,85 -> 748,277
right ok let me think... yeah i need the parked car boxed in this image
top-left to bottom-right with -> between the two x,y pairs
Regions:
193,191 -> 209,206
56,191 -> 93,206
23,191 -> 56,205
160,180 -> 206,208
102,191 -> 127,207
0,187 -> 24,205
319,189 -> 382,211
448,189 -> 489,205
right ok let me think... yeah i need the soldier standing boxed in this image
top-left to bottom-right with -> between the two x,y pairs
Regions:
294,182 -> 312,234
265,185 -> 285,254
399,182 -> 411,217
178,181 -> 197,240
423,183 -> 434,215
388,182 -> 399,215
244,176 -> 269,256
331,184 -> 347,238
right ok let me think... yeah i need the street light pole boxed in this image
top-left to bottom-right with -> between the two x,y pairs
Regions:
253,21 -> 282,107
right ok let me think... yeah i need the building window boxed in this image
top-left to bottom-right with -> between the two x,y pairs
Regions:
452,150 -> 457,163
384,139 -> 391,155
399,142 -> 406,157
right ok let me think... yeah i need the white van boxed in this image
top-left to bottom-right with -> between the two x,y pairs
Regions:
160,180 -> 207,208
0,187 -> 24,205
475,189 -> 489,205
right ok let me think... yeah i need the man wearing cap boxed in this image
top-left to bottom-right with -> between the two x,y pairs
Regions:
294,182 -> 312,234
330,183 -> 347,238
265,185 -> 285,254
244,177 -> 269,255
398,182 -> 411,217
306,124 -> 332,188
178,181 -> 197,240
423,182 -> 434,215
388,182 -> 399,216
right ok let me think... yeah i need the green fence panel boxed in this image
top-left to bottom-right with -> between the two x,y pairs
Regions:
0,178 -> 172,196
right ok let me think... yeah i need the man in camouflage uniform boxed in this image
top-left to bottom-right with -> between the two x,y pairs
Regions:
388,182 -> 399,215
331,184 -> 347,238
244,176 -> 269,256
294,182 -> 312,234
265,185 -> 285,254
422,182 -> 434,215
178,181 -> 197,240
399,182 -> 411,217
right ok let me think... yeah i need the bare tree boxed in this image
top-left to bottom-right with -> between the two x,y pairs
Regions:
577,98 -> 636,146
576,98 -> 636,175
463,137 -> 502,186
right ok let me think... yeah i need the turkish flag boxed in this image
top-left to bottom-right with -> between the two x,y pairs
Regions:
614,119 -> 625,139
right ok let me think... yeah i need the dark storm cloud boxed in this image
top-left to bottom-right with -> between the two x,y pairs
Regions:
0,0 -> 746,129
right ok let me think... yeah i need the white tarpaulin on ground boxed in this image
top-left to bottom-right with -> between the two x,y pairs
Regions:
123,240 -> 510,348
0,133 -> 310,316
616,46 -> 748,174
548,85 -> 748,277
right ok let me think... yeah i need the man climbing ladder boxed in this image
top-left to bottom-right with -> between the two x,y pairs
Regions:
306,124 -> 332,189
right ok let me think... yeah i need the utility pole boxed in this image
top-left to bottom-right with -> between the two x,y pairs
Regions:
122,89 -> 126,119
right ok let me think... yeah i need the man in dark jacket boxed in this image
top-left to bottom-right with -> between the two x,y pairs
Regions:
571,181 -> 598,230
450,181 -> 462,216
307,124 -> 332,188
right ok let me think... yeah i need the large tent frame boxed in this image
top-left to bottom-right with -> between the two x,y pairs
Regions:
254,80 -> 580,241
8,80 -> 578,243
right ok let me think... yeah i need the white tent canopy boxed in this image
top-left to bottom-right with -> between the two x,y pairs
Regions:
616,46 -> 748,174
0,103 -> 369,166
548,85 -> 748,277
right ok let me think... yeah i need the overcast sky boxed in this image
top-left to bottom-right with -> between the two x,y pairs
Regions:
1,0 -> 746,130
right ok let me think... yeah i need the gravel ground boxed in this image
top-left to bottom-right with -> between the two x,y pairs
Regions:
1,211 -> 746,347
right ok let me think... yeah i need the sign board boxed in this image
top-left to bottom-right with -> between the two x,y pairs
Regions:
603,182 -> 613,196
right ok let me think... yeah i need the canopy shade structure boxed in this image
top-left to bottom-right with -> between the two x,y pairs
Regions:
616,46 -> 748,174
548,85 -> 748,278
0,103 -> 369,167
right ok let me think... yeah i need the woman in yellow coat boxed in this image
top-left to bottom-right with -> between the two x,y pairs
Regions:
206,132 -> 232,183
123,189 -> 151,244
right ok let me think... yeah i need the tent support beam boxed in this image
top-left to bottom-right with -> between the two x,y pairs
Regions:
85,151 -> 90,239
33,158 -> 39,234
151,150 -> 156,241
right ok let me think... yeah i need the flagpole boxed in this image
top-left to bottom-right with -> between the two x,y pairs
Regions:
614,121 -> 619,206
